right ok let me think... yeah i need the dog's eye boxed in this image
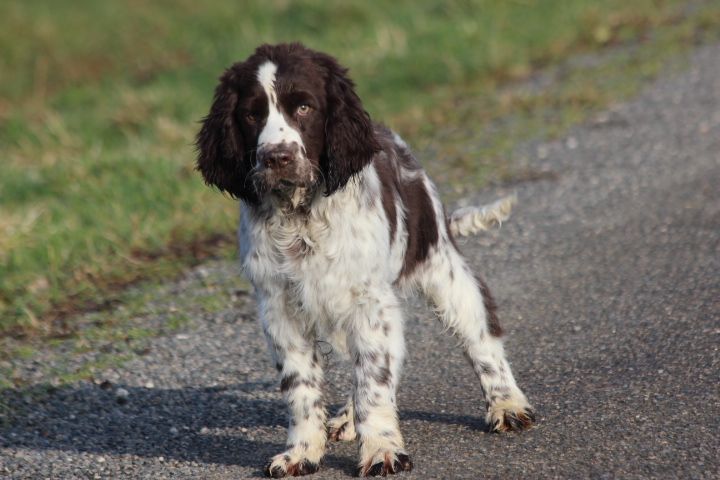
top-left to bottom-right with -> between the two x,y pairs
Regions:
296,104 -> 311,116
245,113 -> 256,124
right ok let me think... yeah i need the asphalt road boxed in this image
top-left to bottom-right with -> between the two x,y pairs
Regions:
1,43 -> 719,479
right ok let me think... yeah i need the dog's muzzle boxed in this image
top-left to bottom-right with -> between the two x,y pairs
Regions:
256,142 -> 315,198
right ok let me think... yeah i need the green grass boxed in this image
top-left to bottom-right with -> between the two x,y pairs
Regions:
1,0 -> 719,336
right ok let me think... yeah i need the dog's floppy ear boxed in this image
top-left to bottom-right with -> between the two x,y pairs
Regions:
316,53 -> 381,195
195,69 -> 258,204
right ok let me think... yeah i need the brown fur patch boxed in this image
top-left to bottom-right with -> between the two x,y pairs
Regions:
398,176 -> 439,278
475,275 -> 503,337
373,126 -> 440,279
373,154 -> 398,245
280,372 -> 299,392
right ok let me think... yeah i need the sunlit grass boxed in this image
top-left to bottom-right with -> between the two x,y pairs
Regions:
1,0 -> 718,335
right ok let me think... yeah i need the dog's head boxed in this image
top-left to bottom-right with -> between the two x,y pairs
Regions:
196,43 -> 381,208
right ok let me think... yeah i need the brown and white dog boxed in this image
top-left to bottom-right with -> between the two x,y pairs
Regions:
196,43 -> 534,478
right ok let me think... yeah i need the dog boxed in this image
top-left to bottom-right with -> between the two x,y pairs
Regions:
196,43 -> 534,477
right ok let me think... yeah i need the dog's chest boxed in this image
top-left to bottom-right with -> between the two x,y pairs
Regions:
242,200 -> 392,317
261,213 -> 378,279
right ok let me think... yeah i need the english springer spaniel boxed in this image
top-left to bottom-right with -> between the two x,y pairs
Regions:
196,43 -> 535,478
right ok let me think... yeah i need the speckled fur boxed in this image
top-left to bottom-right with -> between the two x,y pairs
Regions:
197,43 -> 534,478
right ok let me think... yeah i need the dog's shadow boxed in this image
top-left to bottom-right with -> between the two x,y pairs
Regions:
0,380 -> 488,473
401,409 -> 489,432
0,381 -> 287,470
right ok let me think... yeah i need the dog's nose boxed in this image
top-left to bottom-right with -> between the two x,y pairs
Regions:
263,149 -> 293,170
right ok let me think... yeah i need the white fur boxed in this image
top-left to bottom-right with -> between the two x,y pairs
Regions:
241,166 -> 397,343
256,61 -> 305,153
412,244 -> 531,429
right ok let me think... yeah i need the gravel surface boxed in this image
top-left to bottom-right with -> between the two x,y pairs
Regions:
2,43 -> 719,479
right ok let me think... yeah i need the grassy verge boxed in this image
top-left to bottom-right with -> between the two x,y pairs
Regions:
2,0 -> 719,337
0,260 -> 252,391
413,2 -> 720,196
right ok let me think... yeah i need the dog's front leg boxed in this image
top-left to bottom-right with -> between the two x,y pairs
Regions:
259,291 -> 326,478
349,293 -> 413,477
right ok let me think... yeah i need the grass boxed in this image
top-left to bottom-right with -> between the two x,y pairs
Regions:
2,0 -> 720,337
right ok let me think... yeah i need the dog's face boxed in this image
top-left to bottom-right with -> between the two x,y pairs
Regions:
196,43 -> 381,208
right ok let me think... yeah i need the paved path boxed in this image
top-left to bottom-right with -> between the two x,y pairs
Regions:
1,43 -> 719,479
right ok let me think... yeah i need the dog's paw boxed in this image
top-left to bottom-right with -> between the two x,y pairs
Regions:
486,400 -> 536,433
358,450 -> 413,477
264,451 -> 321,478
327,415 -> 356,442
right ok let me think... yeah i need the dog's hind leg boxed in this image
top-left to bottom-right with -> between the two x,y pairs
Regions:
416,242 -> 536,432
328,396 -> 356,441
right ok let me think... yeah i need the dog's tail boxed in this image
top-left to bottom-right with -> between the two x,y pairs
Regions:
448,194 -> 516,237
